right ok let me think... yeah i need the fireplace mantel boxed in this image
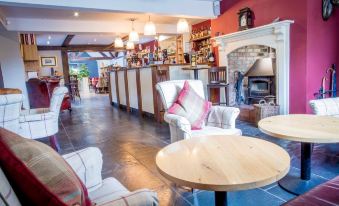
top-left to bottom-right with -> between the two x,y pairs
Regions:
212,20 -> 294,114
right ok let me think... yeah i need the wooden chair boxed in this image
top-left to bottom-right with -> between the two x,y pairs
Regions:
207,67 -> 231,105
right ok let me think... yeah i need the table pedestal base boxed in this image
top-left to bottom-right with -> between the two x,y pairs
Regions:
215,191 -> 227,206
279,173 -> 327,195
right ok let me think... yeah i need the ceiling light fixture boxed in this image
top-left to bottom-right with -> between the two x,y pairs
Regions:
144,16 -> 156,36
114,37 -> 124,48
94,38 -> 97,42
128,18 -> 139,42
177,18 -> 189,33
47,41 -> 50,45
48,35 -> 51,40
126,41 -> 135,50
74,12 -> 79,17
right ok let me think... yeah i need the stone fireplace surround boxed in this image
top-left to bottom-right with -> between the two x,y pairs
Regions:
212,20 -> 294,114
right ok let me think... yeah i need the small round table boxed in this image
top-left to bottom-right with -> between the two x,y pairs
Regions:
156,135 -> 290,206
258,114 -> 339,195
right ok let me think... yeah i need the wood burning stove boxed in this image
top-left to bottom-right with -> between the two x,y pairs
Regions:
244,58 -> 276,104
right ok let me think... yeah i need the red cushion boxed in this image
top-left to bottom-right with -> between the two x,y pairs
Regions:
168,80 -> 212,129
0,128 -> 92,206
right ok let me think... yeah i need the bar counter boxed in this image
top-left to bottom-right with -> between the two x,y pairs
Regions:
108,64 -> 210,121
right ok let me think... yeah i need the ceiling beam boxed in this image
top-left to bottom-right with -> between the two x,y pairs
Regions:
0,0 -> 217,18
62,34 -> 75,46
70,57 -> 115,61
37,44 -> 125,52
99,52 -> 108,57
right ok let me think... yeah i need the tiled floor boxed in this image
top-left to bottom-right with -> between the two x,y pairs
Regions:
46,93 -> 338,206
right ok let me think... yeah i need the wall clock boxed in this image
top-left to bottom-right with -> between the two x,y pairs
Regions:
238,7 -> 253,31
323,0 -> 333,21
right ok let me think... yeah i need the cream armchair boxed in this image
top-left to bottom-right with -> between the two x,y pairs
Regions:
156,80 -> 242,143
309,97 -> 339,117
1,146 -> 158,206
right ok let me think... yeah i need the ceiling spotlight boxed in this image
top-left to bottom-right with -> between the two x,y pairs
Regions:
177,18 -> 189,33
74,12 -> 79,17
48,35 -> 51,40
47,41 -> 50,45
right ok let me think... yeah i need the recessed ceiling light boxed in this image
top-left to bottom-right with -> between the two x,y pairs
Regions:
74,12 -> 79,17
47,41 -> 50,45
48,35 -> 51,40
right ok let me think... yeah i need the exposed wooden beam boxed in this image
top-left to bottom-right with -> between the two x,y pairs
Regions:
70,57 -> 115,61
121,35 -> 129,42
99,52 -> 108,57
37,45 -> 125,52
109,52 -> 115,58
62,34 -> 75,47
61,50 -> 70,84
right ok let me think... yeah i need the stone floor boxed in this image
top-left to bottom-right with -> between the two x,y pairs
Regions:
47,93 -> 338,206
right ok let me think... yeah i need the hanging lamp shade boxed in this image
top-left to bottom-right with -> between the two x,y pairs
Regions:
129,19 -> 139,42
177,19 -> 189,33
144,16 -> 156,36
114,37 -> 124,48
126,41 -> 135,50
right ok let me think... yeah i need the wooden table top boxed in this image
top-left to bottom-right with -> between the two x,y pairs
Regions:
156,135 -> 290,191
258,114 -> 339,143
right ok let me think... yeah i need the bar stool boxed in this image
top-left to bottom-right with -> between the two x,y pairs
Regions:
207,67 -> 231,105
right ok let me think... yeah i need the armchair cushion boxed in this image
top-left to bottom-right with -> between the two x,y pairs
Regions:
192,126 -> 242,137
309,97 -> 339,116
0,128 -> 91,206
89,178 -> 158,206
19,108 -> 55,122
63,147 -> 103,192
206,106 -> 240,129
168,81 -> 212,130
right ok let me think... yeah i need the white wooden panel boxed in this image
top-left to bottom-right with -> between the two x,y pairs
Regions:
127,70 -> 138,109
140,67 -> 154,114
110,72 -> 117,103
118,71 -> 126,105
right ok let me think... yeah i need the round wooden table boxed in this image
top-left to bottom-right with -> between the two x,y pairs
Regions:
156,135 -> 290,206
258,114 -> 339,195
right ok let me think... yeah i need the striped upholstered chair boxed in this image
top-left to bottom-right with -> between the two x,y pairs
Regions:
0,142 -> 158,206
0,89 -> 24,134
309,97 -> 339,117
18,86 -> 68,150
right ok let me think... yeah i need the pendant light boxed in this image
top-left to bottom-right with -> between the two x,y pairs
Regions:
114,36 -> 124,48
144,16 -> 156,36
126,41 -> 135,50
129,19 -> 139,42
177,18 -> 189,33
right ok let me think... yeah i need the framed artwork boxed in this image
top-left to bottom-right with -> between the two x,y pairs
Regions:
40,56 -> 57,66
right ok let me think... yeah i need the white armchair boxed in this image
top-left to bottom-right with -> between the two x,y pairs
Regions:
18,87 -> 67,151
309,97 -> 339,117
156,80 -> 241,143
1,147 -> 158,206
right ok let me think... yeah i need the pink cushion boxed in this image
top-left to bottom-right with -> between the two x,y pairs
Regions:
168,81 -> 212,130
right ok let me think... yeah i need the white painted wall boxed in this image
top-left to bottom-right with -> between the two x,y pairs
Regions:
0,30 -> 29,108
38,50 -> 63,76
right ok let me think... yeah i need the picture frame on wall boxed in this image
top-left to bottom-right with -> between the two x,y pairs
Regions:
40,56 -> 57,66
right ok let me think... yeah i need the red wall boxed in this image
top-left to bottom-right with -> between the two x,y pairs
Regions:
141,40 -> 158,52
306,2 -> 339,113
210,0 -> 339,114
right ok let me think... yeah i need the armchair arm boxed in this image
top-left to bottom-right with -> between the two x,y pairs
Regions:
63,147 -> 103,192
96,189 -> 158,206
19,108 -> 56,122
164,113 -> 192,142
206,106 -> 240,129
